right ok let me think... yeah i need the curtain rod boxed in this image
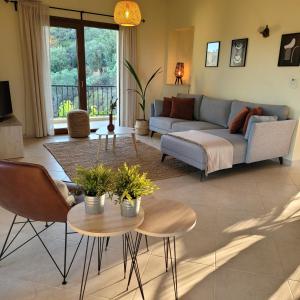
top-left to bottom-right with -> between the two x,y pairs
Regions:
4,0 -> 146,22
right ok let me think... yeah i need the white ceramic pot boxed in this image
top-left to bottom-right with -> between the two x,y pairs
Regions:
120,197 -> 141,218
135,119 -> 149,136
84,194 -> 105,215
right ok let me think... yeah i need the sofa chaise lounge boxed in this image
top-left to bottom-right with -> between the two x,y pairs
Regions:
150,94 -> 297,178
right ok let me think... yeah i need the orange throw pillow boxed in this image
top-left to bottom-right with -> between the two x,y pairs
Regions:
170,97 -> 195,120
160,97 -> 173,117
229,107 -> 249,133
242,107 -> 263,135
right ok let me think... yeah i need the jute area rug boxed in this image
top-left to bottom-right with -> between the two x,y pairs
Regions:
44,137 -> 197,181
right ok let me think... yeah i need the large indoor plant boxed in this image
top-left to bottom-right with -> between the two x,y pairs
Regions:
113,163 -> 158,217
75,165 -> 113,214
124,59 -> 161,135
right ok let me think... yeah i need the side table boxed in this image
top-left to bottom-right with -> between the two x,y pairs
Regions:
127,198 -> 197,299
67,201 -> 145,300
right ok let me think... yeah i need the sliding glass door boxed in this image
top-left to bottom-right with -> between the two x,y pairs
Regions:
49,17 -> 119,130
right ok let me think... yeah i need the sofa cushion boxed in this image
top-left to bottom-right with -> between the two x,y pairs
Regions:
229,107 -> 249,133
160,97 -> 172,117
177,93 -> 203,120
203,129 -> 247,164
172,121 -> 223,132
242,107 -> 263,135
199,96 -> 232,128
150,117 -> 187,131
228,100 -> 289,126
170,97 -> 194,120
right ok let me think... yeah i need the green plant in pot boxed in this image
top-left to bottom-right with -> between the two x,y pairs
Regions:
124,59 -> 161,136
113,163 -> 158,217
75,165 -> 113,215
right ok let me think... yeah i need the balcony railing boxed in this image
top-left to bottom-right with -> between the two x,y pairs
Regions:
52,85 -> 117,118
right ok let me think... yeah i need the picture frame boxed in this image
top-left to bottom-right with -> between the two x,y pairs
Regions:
205,41 -> 220,67
230,38 -> 248,67
278,33 -> 300,67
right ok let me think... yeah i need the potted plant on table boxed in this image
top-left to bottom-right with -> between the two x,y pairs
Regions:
75,165 -> 113,215
112,163 -> 158,217
124,59 -> 161,136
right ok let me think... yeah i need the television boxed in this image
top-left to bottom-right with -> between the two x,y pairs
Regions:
0,81 -> 13,120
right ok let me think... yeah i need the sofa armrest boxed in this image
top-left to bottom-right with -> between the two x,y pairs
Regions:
151,99 -> 163,117
246,120 -> 297,163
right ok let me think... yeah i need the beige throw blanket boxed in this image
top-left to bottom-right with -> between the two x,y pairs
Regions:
168,130 -> 234,174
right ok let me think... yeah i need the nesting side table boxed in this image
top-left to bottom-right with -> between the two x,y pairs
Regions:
67,201 -> 145,300
127,198 -> 197,299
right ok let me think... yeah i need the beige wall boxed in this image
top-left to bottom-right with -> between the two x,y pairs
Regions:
165,0 -> 300,161
0,0 -> 166,127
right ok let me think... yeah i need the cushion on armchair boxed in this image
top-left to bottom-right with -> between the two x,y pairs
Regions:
54,180 -> 76,206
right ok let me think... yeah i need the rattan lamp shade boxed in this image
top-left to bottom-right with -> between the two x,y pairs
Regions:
114,1 -> 142,27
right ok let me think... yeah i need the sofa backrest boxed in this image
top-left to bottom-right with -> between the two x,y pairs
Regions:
199,96 -> 233,128
228,100 -> 289,126
177,93 -> 203,120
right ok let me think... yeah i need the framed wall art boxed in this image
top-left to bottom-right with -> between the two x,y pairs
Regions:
278,33 -> 300,67
230,38 -> 248,67
205,41 -> 220,67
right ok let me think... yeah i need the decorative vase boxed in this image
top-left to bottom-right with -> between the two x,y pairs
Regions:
135,119 -> 149,136
107,114 -> 115,132
84,194 -> 105,215
120,197 -> 141,218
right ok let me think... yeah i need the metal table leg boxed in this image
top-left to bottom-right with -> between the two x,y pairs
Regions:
79,237 -> 96,300
167,237 -> 178,300
124,232 -> 144,299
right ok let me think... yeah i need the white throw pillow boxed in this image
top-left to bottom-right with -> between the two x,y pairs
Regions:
245,115 -> 278,140
54,180 -> 76,206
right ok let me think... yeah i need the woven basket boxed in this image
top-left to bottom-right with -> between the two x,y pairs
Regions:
67,110 -> 90,138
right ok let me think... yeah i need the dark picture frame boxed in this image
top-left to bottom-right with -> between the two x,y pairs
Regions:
278,33 -> 300,67
230,38 -> 248,67
205,41 -> 220,67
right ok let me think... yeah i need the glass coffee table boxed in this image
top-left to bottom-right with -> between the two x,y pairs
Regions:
95,126 -> 138,160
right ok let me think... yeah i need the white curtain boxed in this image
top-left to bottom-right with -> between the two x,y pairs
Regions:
18,0 -> 54,137
119,27 -> 137,127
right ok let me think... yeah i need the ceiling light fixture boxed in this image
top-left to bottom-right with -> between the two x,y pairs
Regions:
114,1 -> 142,27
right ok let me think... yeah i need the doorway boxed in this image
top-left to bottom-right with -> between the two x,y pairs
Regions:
49,17 -> 119,133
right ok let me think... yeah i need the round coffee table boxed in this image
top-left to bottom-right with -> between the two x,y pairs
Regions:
68,201 -> 145,300
95,126 -> 137,160
126,198 -> 197,300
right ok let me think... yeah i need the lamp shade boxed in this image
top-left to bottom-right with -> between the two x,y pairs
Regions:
114,1 -> 142,27
175,62 -> 184,78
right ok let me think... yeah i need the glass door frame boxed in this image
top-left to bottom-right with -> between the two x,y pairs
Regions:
50,16 -> 119,132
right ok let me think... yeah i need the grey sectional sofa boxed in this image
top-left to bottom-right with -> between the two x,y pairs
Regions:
150,94 -> 297,177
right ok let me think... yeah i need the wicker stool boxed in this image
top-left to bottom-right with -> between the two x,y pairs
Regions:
67,110 -> 90,138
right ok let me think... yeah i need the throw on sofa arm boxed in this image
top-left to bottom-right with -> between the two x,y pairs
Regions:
246,120 -> 297,163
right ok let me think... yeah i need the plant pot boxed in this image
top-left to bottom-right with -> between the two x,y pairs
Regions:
135,119 -> 149,136
84,194 -> 105,215
120,197 -> 141,218
107,114 -> 115,132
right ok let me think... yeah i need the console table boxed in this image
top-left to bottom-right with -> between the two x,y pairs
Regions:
0,116 -> 23,159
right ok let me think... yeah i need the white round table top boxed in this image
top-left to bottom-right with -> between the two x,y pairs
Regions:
67,202 -> 144,237
95,126 -> 135,136
136,198 -> 197,238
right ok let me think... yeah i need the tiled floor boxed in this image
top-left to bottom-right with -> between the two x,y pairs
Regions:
1,134 -> 300,299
